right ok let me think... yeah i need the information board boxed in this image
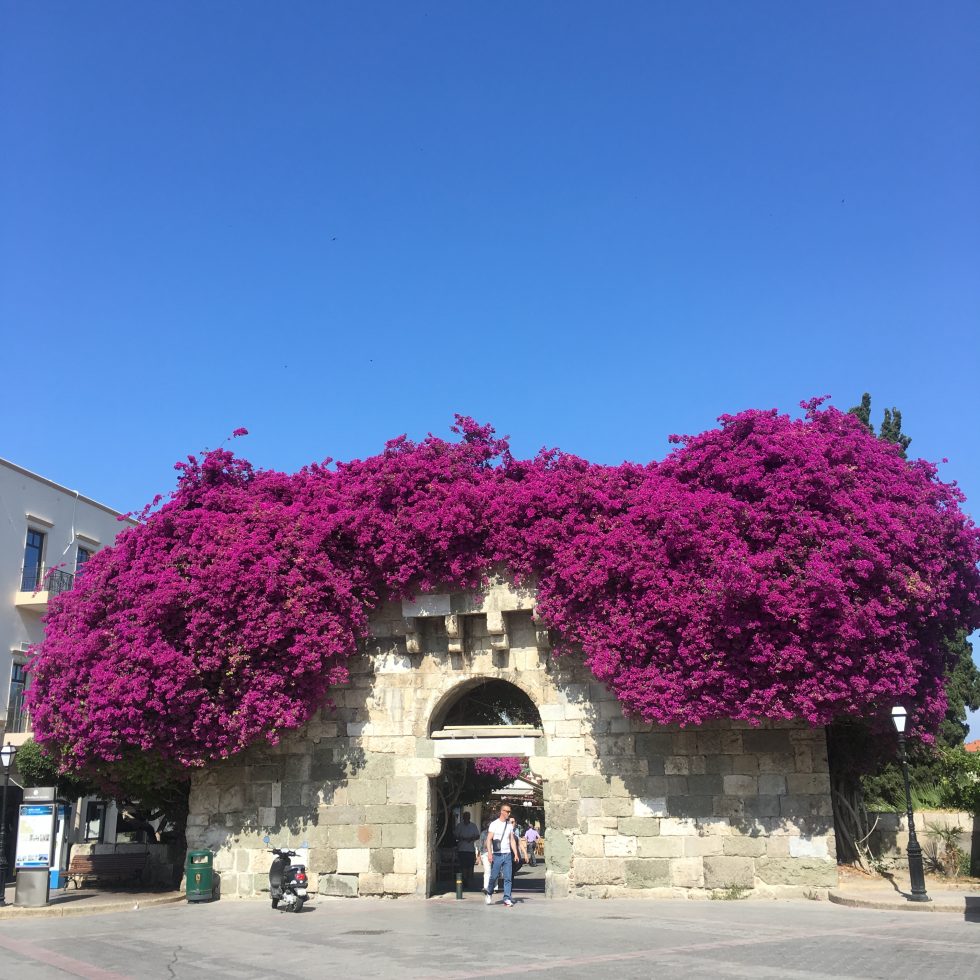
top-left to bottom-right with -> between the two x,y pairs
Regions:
15,803 -> 55,869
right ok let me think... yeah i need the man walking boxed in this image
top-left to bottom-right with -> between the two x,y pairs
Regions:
484,803 -> 519,907
524,824 -> 540,867
454,811 -> 480,890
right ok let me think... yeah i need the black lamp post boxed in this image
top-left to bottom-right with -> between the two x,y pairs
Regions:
890,706 -> 930,903
0,742 -> 17,908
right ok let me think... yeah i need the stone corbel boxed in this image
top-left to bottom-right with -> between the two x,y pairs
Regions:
445,614 -> 464,654
532,607 -> 550,649
486,608 -> 510,651
404,618 -> 422,656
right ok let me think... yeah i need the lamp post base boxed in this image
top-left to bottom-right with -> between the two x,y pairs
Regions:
905,839 -> 930,903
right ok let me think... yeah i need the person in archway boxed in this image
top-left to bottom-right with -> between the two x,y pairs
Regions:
478,818 -> 499,896
484,803 -> 519,908
523,823 -> 540,867
453,811 -> 480,890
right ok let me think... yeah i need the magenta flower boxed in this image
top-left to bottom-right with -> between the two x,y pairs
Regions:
474,757 -> 524,781
25,405 -> 980,779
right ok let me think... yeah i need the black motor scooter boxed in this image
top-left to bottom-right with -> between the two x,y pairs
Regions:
268,848 -> 309,912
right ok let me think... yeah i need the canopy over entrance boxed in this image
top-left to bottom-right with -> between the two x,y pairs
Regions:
432,724 -> 541,759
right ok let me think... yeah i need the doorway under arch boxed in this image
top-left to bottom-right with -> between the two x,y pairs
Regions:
427,678 -> 546,897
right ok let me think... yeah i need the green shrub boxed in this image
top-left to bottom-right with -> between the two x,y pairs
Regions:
936,747 -> 980,813
14,738 -> 97,799
862,760 -> 945,812
926,821 -> 966,878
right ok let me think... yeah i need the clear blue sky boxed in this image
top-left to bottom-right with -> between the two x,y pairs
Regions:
2,3 -> 978,730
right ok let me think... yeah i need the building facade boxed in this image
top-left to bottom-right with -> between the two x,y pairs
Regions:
1,457 -> 135,855
187,581 -> 839,900
1,456 -> 133,742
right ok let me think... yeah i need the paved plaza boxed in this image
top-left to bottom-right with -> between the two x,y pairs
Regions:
0,894 -> 978,979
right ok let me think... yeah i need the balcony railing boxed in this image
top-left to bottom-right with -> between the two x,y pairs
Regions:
20,565 -> 75,596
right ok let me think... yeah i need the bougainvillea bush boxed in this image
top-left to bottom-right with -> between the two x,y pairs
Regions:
473,757 -> 525,782
27,403 -> 980,780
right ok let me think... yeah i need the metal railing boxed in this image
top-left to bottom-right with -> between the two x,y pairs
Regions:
4,692 -> 29,734
20,565 -> 75,596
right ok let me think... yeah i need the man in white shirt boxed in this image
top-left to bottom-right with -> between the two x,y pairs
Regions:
524,824 -> 540,867
453,811 -> 480,890
484,803 -> 519,907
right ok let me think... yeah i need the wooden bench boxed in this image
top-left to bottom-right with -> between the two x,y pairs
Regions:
65,852 -> 147,889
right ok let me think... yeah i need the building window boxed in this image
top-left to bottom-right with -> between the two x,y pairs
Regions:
22,528 -> 45,591
76,546 -> 93,574
84,801 -> 107,842
6,662 -> 28,733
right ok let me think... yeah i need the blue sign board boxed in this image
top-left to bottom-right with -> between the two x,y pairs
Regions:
15,803 -> 56,869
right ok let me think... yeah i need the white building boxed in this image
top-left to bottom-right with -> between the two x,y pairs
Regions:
0,456 -> 133,742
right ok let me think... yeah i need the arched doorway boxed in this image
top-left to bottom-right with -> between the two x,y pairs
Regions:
430,678 -> 541,730
427,679 -> 546,897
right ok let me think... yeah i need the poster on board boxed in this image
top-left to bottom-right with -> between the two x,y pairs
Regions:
15,803 -> 55,869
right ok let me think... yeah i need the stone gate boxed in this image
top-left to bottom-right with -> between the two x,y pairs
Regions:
186,581 -> 838,899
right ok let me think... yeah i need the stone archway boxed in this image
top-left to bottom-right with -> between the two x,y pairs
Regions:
186,594 -> 603,900
426,678 -> 546,895
186,583 -> 839,902
429,677 -> 545,761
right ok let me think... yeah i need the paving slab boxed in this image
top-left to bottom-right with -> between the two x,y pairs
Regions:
1,893 -> 979,979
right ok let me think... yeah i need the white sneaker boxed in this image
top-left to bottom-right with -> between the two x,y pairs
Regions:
484,892 -> 492,905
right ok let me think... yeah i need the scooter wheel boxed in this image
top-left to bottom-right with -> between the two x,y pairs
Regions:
292,899 -> 305,913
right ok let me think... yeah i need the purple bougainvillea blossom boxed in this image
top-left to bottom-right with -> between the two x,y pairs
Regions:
473,757 -> 524,781
26,405 -> 980,776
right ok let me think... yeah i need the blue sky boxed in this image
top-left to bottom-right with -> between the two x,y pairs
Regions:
2,3 -> 978,731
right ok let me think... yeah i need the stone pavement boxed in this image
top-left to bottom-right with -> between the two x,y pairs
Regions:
0,883 -> 183,919
828,871 -> 980,914
0,886 -> 979,979
2,866 -> 977,919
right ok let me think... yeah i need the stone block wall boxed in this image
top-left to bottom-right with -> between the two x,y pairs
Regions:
186,585 -> 838,900
867,810 -> 974,872
547,718 -> 836,898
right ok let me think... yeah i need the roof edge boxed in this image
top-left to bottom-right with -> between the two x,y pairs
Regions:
0,456 -> 137,523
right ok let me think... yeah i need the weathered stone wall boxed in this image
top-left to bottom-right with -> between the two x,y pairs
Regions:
186,587 -> 837,900
867,810 -> 974,871
548,719 -> 835,898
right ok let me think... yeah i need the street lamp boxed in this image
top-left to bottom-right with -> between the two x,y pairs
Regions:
890,706 -> 930,903
0,743 -> 17,908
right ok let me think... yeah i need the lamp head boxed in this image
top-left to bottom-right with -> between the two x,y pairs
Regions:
0,743 -> 15,770
891,705 -> 908,734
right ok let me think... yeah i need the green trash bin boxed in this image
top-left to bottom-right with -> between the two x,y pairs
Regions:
185,850 -> 215,902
